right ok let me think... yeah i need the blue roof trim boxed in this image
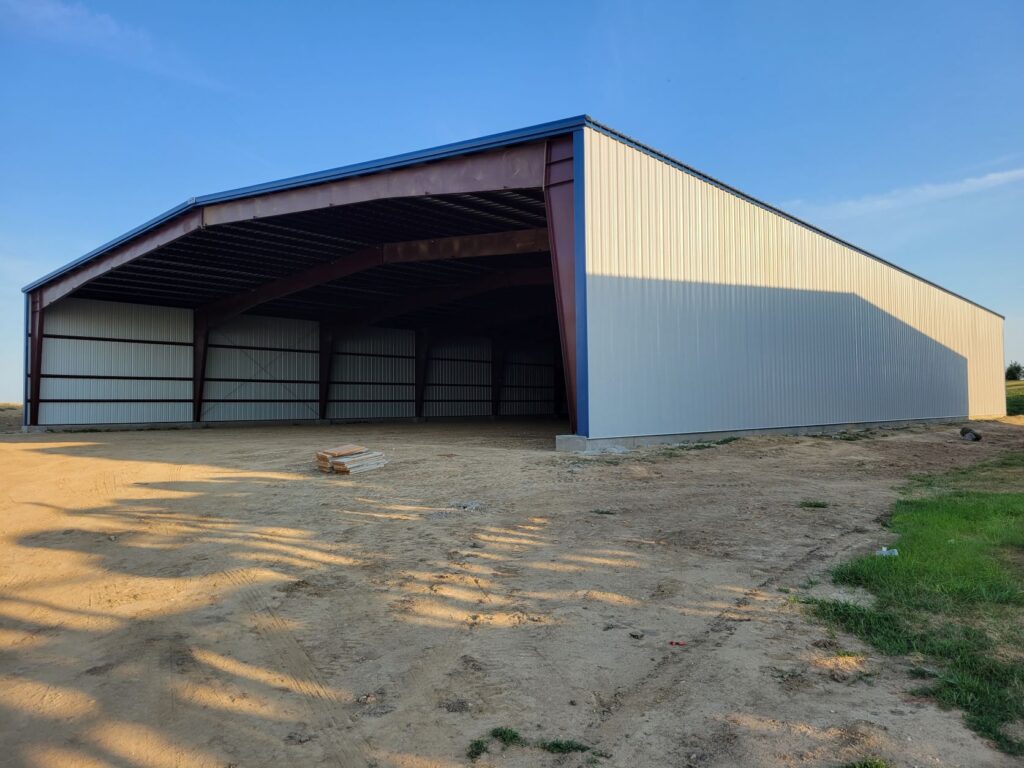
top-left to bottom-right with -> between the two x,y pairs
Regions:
581,117 -> 1003,319
22,115 -> 589,293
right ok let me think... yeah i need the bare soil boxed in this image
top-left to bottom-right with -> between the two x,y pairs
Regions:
1,410 -> 1022,768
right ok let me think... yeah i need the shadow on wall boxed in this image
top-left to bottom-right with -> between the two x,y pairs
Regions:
585,277 -> 969,439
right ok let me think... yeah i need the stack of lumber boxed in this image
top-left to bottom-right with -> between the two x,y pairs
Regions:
314,444 -> 388,475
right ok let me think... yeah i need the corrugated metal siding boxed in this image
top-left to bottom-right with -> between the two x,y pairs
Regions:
35,298 -> 192,425
425,337 -> 490,417
582,128 -> 1006,439
328,328 -> 416,420
35,300 -> 557,426
501,345 -> 556,416
202,316 -> 318,422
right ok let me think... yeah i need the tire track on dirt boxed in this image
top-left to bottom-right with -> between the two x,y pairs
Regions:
586,523 -> 870,736
222,569 -> 371,766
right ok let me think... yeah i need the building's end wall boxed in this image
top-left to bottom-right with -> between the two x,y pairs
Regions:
581,127 -> 1005,440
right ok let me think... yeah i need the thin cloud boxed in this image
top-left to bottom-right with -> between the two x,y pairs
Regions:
788,166 -> 1024,220
0,0 -> 219,88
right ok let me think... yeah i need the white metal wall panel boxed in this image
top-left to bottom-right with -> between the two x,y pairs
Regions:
39,402 -> 191,425
202,315 -> 318,422
45,298 -> 191,342
582,128 -> 1006,439
501,346 -> 556,416
35,298 -> 191,425
328,328 -> 415,420
425,337 -> 490,417
41,338 -> 190,378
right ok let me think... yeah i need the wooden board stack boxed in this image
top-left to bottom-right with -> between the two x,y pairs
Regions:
314,444 -> 388,475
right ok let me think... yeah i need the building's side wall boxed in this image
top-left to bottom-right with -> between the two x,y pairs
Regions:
33,298 -> 555,426
35,298 -> 192,425
582,128 -> 1006,440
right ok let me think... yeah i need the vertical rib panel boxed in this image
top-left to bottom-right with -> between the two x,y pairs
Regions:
583,128 -> 1005,440
36,298 -> 192,425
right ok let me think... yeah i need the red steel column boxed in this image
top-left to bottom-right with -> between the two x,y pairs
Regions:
414,329 -> 430,419
318,322 -> 335,420
28,291 -> 44,427
192,311 -> 209,423
490,336 -> 506,419
544,136 -> 577,433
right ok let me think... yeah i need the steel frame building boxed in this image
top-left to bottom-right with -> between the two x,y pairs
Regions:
22,116 -> 1006,448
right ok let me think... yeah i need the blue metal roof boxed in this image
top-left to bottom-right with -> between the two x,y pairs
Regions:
23,114 -> 1001,319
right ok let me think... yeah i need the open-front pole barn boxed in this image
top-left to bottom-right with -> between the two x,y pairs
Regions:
22,117 -> 1006,448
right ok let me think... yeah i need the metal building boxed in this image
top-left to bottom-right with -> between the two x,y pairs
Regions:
22,116 -> 1006,448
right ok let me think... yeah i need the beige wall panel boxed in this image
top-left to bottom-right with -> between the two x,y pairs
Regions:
583,128 -> 1004,439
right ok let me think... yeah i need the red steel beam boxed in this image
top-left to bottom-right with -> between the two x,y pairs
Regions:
198,228 -> 548,328
202,143 -> 547,227
39,209 -> 204,310
544,136 -> 578,432
34,142 -> 547,312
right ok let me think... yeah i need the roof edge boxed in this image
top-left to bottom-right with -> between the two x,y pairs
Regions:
580,117 -> 1004,320
24,113 -> 1003,321
22,115 -> 588,294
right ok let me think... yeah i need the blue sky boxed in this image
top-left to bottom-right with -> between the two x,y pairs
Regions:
1,0 -> 1021,402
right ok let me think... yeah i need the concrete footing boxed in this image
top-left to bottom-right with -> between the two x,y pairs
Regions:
555,416 -> 968,453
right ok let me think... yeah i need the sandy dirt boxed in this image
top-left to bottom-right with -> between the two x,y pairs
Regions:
1,410 -> 1023,768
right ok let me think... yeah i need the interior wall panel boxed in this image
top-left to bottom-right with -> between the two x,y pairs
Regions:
425,337 -> 491,417
328,327 -> 416,420
35,298 -> 191,425
202,315 -> 319,422
583,128 -> 1005,439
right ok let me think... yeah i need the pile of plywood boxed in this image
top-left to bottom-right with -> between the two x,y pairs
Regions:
314,444 -> 388,475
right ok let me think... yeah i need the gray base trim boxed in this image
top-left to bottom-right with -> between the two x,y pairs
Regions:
554,416 -> 979,452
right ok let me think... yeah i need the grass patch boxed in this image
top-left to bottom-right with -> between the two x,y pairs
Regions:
588,508 -> 617,515
799,500 -> 830,509
538,739 -> 590,754
470,728 -> 599,761
805,453 -> 1024,754
466,739 -> 489,760
840,760 -> 894,768
1007,379 -> 1024,416
489,727 -> 526,746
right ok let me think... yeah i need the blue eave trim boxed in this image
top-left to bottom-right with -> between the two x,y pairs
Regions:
22,115 -> 590,293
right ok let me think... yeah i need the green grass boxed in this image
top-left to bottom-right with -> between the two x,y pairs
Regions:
469,727 -> 599,762
1008,379 -> 1024,416
538,739 -> 590,754
466,739 -> 489,760
489,727 -> 526,746
840,760 -> 894,768
806,453 -> 1024,754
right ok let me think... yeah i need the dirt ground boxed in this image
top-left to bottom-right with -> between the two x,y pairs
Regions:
1,409 -> 1022,768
